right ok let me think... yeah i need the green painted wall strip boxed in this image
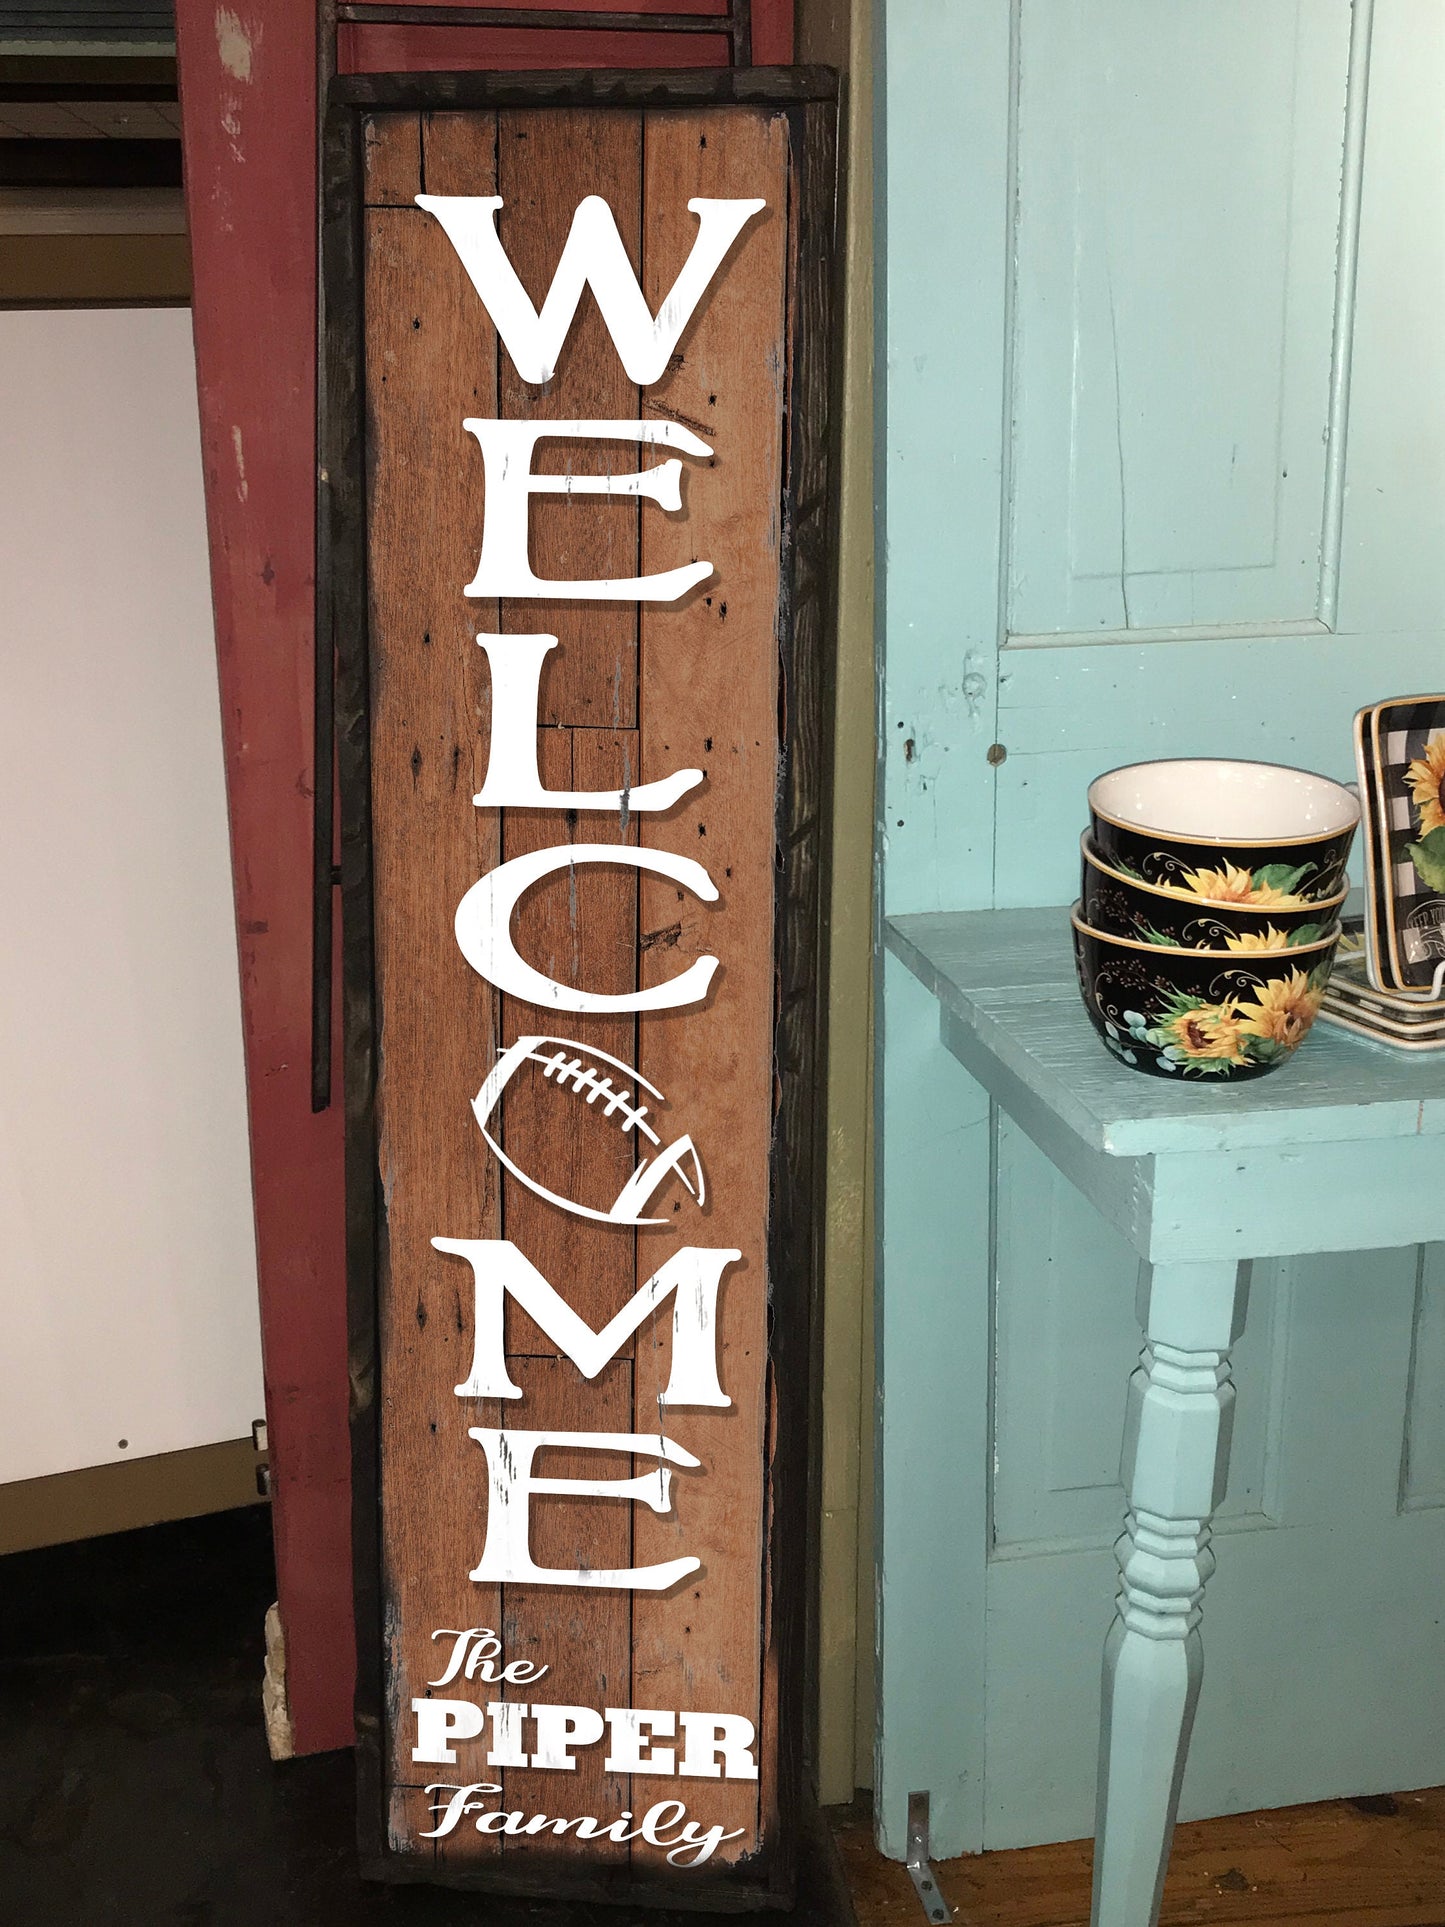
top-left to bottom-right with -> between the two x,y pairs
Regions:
873,0 -> 1016,1854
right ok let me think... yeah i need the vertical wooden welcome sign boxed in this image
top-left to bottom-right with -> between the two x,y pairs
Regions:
322,72 -> 835,1908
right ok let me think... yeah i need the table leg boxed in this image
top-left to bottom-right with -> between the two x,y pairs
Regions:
1090,1257 -> 1250,1927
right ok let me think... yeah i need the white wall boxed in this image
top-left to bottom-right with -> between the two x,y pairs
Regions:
0,306 -> 264,1484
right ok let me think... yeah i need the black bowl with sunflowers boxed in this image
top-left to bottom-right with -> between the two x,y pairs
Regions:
1087,758 -> 1359,907
1071,906 -> 1340,1081
1081,837 -> 1344,952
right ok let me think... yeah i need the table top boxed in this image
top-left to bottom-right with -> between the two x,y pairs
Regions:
887,907 -> 1445,1161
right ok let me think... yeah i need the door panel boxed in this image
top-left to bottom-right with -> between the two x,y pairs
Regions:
1337,0 -> 1445,634
1008,0 -> 1352,637
1402,1246 -> 1445,1513
878,0 -> 1445,1861
988,1241 -> 1439,1846
981,0 -> 1445,1848
994,0 -> 1444,913
993,631 -> 1445,908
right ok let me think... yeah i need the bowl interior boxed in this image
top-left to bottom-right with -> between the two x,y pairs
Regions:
1088,758 -> 1359,841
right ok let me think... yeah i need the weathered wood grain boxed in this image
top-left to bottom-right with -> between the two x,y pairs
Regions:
835,1786 -> 1445,1927
419,106 -> 496,195
388,1784 -> 441,1862
338,89 -> 837,1905
497,1356 -> 633,1877
487,100 -> 645,1347
766,93 -> 837,1861
363,111 -> 422,205
490,728 -> 638,1873
334,67 -> 835,110
497,106 -> 642,730
632,104 -> 791,1873
487,110 -> 644,1873
363,174 -> 504,1833
499,728 -> 641,1343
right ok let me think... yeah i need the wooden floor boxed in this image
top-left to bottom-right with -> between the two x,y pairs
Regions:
833,1788 -> 1445,1927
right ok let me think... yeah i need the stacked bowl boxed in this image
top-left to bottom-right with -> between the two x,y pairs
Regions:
1072,759 -> 1359,1080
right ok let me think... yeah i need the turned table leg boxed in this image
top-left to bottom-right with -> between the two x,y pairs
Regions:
1090,1257 -> 1250,1927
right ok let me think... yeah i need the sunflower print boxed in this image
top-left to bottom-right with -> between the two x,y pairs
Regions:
1406,733 -> 1445,838
1222,927 -> 1296,954
1117,989 -> 1253,1073
1237,969 -> 1325,1051
1177,862 -> 1312,910
1107,959 -> 1335,1076
1156,1000 -> 1248,1064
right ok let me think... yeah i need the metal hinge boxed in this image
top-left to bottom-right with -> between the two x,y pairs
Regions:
906,1792 -> 954,1923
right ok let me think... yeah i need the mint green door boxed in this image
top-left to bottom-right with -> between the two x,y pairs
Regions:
875,0 -> 1445,1858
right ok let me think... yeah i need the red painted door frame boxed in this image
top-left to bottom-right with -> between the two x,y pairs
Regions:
176,0 -> 793,1759
176,0 -> 352,1756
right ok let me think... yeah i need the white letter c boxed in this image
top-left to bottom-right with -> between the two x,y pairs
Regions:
454,845 -> 719,1013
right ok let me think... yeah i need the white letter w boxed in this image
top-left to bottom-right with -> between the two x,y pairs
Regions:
415,193 -> 765,386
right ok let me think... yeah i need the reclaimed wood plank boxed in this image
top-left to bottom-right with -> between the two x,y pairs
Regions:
337,68 -> 835,109
487,111 -> 643,1875
363,190 -> 504,1837
497,1356 -> 633,1877
491,727 -> 638,1872
767,91 -> 838,1861
632,101 -> 791,1872
495,109 -> 642,727
419,106 -> 496,196
363,110 -> 422,205
498,729 -> 641,1344
388,1784 -> 441,1863
338,84 -> 835,1904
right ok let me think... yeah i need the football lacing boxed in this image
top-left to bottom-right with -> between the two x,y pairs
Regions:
537,1047 -> 659,1144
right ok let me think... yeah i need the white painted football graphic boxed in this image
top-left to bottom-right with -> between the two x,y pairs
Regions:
471,1035 -> 706,1226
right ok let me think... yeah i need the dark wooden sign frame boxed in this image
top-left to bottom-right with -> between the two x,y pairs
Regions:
320,68 -> 836,1909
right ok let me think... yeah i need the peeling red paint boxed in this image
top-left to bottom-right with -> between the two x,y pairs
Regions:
177,0 -> 353,1756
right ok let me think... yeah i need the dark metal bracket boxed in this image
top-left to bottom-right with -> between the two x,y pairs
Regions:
906,1793 -> 955,1924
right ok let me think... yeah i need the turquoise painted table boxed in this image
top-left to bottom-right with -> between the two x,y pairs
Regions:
885,907 -> 1445,1927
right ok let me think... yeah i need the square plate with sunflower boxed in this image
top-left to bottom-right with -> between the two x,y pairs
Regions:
1370,696 -> 1445,990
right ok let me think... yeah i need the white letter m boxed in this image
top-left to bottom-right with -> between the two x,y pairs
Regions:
433,1239 -> 740,1408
